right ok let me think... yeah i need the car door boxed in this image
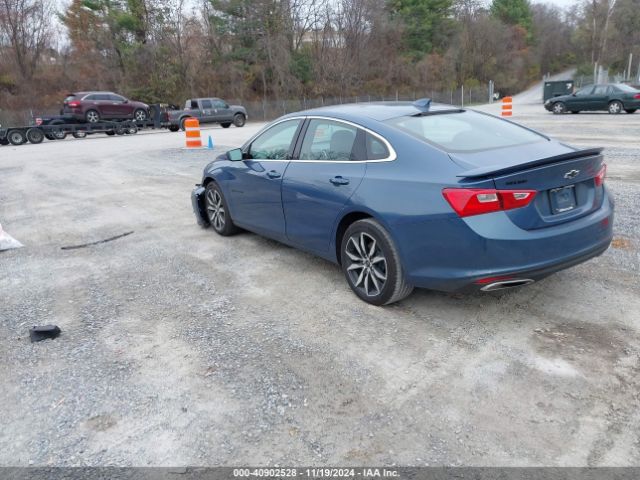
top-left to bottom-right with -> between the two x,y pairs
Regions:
590,85 -> 610,110
566,86 -> 593,111
109,94 -> 131,118
199,99 -> 215,123
281,118 -> 367,254
213,99 -> 233,122
92,93 -> 115,116
228,118 -> 303,240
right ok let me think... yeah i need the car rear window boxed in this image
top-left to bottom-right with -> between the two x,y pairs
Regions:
64,95 -> 76,102
614,84 -> 638,93
384,110 -> 545,152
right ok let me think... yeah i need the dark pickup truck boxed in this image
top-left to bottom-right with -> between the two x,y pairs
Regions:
168,98 -> 247,131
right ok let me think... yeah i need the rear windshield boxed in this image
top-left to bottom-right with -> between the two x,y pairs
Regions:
64,95 -> 76,102
614,84 -> 638,93
384,110 -> 545,152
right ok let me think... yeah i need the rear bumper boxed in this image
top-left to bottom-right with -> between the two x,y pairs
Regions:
400,192 -> 614,292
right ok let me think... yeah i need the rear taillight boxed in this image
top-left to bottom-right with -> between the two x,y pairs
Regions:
595,164 -> 607,187
68,101 -> 80,108
35,117 -> 42,126
634,94 -> 640,99
442,188 -> 537,217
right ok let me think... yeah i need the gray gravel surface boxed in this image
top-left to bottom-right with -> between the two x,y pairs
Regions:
1,102 -> 639,467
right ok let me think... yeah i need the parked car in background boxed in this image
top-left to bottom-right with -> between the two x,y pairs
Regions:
63,92 -> 150,123
168,98 -> 247,131
545,83 -> 640,114
191,101 -> 613,305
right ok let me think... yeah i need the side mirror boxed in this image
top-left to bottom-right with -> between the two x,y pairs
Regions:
227,148 -> 244,161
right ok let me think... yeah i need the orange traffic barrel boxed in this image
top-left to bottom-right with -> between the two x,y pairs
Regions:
501,96 -> 513,117
184,117 -> 202,148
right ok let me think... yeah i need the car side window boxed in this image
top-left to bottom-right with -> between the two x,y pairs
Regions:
84,94 -> 97,101
190,100 -> 198,109
110,94 -> 126,102
575,86 -> 594,96
593,85 -> 608,95
248,119 -> 301,160
299,119 -> 359,161
201,99 -> 213,109
366,133 -> 390,160
213,100 -> 228,108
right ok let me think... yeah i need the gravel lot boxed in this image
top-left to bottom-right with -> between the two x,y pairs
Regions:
1,94 -> 639,466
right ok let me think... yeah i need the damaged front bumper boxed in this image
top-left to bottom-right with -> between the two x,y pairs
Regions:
191,185 -> 209,227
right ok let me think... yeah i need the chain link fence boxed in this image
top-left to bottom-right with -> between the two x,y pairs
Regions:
1,85 -> 495,127
228,86 -> 494,122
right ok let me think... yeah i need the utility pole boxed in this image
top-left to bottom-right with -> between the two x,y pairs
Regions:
628,53 -> 633,81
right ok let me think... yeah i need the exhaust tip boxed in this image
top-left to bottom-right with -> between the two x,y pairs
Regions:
481,278 -> 534,292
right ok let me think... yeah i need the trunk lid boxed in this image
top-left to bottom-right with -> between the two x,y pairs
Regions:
451,143 -> 606,230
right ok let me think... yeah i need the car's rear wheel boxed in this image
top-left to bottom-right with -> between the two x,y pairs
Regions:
85,110 -> 100,123
205,183 -> 238,236
625,109 -> 637,114
134,109 -> 148,122
221,122 -> 231,128
552,102 -> 566,114
180,117 -> 190,131
341,219 -> 413,305
571,111 -> 579,114
26,128 -> 44,144
8,130 -> 26,145
72,131 -> 87,139
608,100 -> 623,114
233,113 -> 245,127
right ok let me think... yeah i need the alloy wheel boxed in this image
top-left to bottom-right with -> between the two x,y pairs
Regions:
344,232 -> 388,297
86,111 -> 100,123
609,102 -> 622,114
206,189 -> 226,231
135,110 -> 147,122
552,103 -> 565,114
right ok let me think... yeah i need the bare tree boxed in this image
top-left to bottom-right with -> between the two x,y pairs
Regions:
0,0 -> 54,80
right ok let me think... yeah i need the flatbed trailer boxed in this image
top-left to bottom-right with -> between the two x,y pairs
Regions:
0,105 -> 171,146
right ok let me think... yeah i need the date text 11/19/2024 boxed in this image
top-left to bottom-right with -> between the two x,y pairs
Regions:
233,468 -> 400,478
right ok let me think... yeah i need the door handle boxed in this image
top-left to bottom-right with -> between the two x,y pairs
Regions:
330,176 -> 350,186
267,170 -> 281,179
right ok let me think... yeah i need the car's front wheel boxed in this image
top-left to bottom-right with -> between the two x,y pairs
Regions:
205,183 -> 238,236
134,109 -> 148,122
341,219 -> 413,305
608,100 -> 623,114
552,102 -> 566,114
233,113 -> 246,127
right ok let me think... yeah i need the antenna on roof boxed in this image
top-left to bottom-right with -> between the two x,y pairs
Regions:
413,98 -> 432,112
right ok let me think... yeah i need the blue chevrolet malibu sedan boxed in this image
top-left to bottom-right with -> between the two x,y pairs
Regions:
191,101 -> 614,305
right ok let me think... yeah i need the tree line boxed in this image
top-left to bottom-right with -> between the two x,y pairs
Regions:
0,0 -> 638,117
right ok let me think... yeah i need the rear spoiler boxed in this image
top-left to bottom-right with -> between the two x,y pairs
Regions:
454,147 -> 604,179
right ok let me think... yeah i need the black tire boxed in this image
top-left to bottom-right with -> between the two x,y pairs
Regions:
26,128 -> 45,144
340,218 -> 413,305
204,182 -> 238,236
115,125 -> 126,135
180,117 -> 190,131
233,113 -> 246,127
169,125 -> 180,132
72,131 -> 87,139
221,122 -> 231,128
105,130 -> 116,136
126,125 -> 138,135
0,138 -> 9,146
570,111 -> 579,114
44,133 -> 56,140
85,109 -> 100,123
608,100 -> 623,114
625,109 -> 637,114
133,109 -> 148,122
8,130 -> 27,145
552,102 -> 566,114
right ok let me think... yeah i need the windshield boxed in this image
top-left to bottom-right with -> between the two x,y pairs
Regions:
384,111 -> 546,152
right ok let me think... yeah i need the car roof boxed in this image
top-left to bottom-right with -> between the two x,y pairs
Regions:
283,101 -> 461,122
70,91 -> 117,96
